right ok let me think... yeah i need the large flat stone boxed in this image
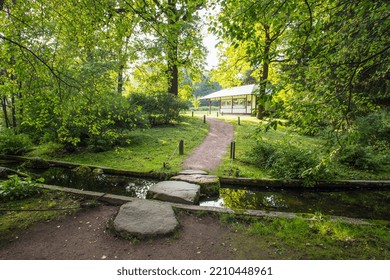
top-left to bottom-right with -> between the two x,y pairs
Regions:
170,174 -> 220,197
148,180 -> 200,205
112,200 -> 179,239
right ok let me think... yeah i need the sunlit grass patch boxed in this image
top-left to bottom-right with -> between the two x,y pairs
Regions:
31,116 -> 209,173
217,211 -> 390,259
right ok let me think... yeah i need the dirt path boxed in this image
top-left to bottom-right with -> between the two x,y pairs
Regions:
0,204 -> 240,260
183,117 -> 234,171
0,119 -> 245,260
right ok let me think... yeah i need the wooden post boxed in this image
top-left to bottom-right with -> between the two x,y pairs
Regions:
217,112 -> 219,117
238,116 -> 240,125
191,110 -> 194,117
179,140 -> 184,155
203,115 -> 206,123
230,141 -> 236,160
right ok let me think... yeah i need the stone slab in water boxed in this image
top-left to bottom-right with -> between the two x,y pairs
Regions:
170,174 -> 220,197
178,169 -> 209,175
112,200 -> 179,239
148,180 -> 200,205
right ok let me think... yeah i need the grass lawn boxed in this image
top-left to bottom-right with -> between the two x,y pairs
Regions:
220,213 -> 390,259
211,115 -> 390,180
212,115 -> 326,178
28,113 -> 389,180
29,116 -> 209,173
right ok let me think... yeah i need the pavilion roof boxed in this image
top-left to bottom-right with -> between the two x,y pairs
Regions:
199,84 -> 257,100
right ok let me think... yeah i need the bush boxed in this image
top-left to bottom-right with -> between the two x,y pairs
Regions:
247,139 -> 333,185
338,145 -> 381,170
0,129 -> 33,155
354,110 -> 390,146
0,175 -> 43,201
128,92 -> 188,126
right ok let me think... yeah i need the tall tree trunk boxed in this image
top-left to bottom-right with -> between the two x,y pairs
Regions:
1,96 -> 10,128
11,94 -> 16,128
256,25 -> 271,119
167,0 -> 179,96
117,64 -> 124,95
167,59 -> 178,96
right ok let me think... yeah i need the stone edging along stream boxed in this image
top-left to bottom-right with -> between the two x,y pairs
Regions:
0,155 -> 380,225
2,155 -> 390,190
40,184 -> 370,225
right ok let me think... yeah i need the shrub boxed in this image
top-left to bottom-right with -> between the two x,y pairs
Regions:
247,139 -> 333,185
0,175 -> 43,201
128,92 -> 188,126
338,145 -> 381,170
354,110 -> 390,146
0,129 -> 33,155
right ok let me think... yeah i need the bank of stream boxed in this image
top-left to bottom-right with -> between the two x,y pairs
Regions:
1,159 -> 390,221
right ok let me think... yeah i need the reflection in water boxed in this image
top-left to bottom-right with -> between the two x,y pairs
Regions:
213,188 -> 289,210
200,186 -> 390,220
3,161 -> 390,220
6,164 -> 157,199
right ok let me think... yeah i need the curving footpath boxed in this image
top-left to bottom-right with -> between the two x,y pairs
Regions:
182,117 -> 234,171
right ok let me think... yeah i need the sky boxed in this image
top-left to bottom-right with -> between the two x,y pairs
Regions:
200,7 -> 221,70
203,32 -> 219,70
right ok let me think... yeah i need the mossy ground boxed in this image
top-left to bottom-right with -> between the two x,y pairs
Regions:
219,213 -> 390,259
0,190 -> 81,244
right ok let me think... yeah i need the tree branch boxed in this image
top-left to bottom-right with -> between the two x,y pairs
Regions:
0,35 -> 78,89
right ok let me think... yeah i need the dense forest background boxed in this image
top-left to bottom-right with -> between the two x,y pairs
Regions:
1,0 -> 389,172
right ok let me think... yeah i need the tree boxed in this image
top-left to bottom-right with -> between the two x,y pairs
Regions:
0,0 -> 141,148
280,0 -> 390,135
211,0 -> 304,118
125,0 -> 207,96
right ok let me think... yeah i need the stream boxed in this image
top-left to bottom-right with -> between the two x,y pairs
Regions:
2,161 -> 390,220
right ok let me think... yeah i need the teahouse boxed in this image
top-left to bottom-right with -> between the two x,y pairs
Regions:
199,84 -> 259,115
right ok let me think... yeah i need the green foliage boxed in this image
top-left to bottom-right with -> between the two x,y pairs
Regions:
326,110 -> 390,172
128,92 -> 188,126
225,215 -> 390,259
247,138 -> 333,185
0,129 -> 33,155
0,175 -> 43,201
39,116 -> 208,173
338,145 -> 382,171
354,110 -> 390,146
279,0 -> 389,134
28,142 -> 65,158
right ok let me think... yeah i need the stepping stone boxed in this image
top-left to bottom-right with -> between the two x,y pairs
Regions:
148,180 -> 200,205
170,174 -> 220,197
112,200 -> 179,239
179,169 -> 209,175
